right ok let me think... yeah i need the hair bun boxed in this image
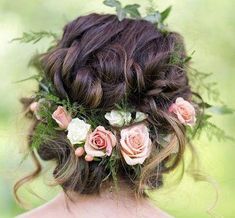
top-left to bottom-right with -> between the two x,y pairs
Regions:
17,13 -> 192,198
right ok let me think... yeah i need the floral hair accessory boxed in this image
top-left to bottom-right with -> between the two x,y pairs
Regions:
49,105 -> 151,165
67,118 -> 91,145
120,123 -> 152,165
29,99 -> 49,120
84,126 -> 117,157
169,97 -> 196,127
29,101 -> 39,113
105,110 -> 148,127
134,111 -> 148,122
52,106 -> 72,129
85,154 -> 94,162
75,147 -> 85,157
105,110 -> 132,127
13,0 -> 235,203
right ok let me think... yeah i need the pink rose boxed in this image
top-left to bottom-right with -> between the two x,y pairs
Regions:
52,106 -> 72,129
84,126 -> 116,157
120,123 -> 152,166
169,97 -> 196,126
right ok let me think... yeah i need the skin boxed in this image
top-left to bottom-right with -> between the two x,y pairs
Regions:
17,184 -> 174,218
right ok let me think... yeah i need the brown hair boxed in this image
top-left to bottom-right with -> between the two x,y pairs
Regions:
15,13 -> 195,203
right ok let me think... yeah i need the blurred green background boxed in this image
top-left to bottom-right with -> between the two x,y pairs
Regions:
0,0 -> 234,217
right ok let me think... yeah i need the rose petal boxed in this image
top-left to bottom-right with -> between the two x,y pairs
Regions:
52,106 -> 72,129
121,150 -> 147,165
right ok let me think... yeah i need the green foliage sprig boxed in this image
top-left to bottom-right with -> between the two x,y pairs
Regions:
144,6 -> 172,31
14,1 -> 234,171
103,0 -> 141,21
177,51 -> 234,142
12,31 -> 59,44
103,0 -> 171,31
168,44 -> 234,142
188,69 -> 220,102
30,102 -> 56,149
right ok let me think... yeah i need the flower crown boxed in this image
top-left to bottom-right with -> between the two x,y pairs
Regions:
29,97 -> 196,165
15,0 -> 233,180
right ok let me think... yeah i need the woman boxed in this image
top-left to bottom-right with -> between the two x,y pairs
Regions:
16,12 -> 198,218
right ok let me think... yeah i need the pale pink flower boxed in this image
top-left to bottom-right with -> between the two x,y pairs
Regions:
29,101 -> 43,120
85,154 -> 94,162
29,102 -> 39,113
84,126 -> 116,157
75,147 -> 85,157
169,97 -> 196,126
52,106 -> 72,129
120,123 -> 152,166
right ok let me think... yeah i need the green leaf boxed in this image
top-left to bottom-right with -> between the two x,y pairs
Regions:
199,102 -> 212,109
116,8 -> 127,21
182,50 -> 195,64
31,102 -> 56,149
14,74 -> 41,83
207,105 -> 234,115
144,12 -> 161,24
160,6 -> 172,22
203,113 -> 212,120
11,31 -> 58,44
188,68 -> 220,102
103,0 -> 121,8
124,4 -> 141,18
205,122 -> 234,141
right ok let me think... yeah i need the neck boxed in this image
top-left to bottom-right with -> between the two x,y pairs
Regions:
45,184 -> 167,218
65,182 -> 140,203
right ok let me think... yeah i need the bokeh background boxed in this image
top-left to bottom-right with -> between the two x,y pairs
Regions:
0,0 -> 234,217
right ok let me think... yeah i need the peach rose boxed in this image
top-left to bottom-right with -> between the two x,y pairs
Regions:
169,97 -> 196,126
52,106 -> 72,129
120,123 -> 152,166
84,126 -> 117,157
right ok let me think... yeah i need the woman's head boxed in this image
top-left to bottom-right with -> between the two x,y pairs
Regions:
16,13 -> 196,201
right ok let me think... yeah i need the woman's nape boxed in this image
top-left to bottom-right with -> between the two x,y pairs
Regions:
17,182 -> 173,218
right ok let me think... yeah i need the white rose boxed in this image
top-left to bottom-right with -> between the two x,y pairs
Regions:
105,110 -> 131,127
134,111 -> 147,122
67,118 -> 91,145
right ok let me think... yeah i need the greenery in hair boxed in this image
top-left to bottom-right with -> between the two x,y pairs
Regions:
108,150 -> 120,190
30,103 -> 56,149
168,43 -> 234,142
13,0 -> 233,147
103,0 -> 171,31
13,1 -> 234,191
12,31 -> 59,44
187,66 -> 234,141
